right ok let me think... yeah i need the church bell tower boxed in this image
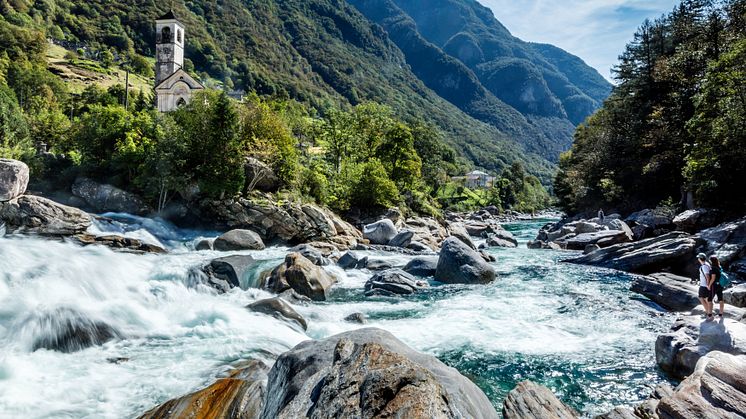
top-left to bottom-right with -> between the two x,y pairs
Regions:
155,10 -> 185,86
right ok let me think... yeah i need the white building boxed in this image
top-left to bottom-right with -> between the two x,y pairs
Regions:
154,10 -> 203,112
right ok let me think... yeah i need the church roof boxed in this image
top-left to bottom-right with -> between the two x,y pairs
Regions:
157,10 -> 178,21
155,68 -> 204,91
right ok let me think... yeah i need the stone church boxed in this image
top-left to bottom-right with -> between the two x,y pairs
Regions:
154,10 -> 204,112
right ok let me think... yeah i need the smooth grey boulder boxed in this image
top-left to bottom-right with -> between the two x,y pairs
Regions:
364,258 -> 394,271
631,273 -> 699,311
673,208 -> 722,233
363,219 -> 397,245
626,209 -> 674,229
213,229 -> 265,251
194,239 -> 213,251
266,253 -> 336,301
407,241 -> 433,252
485,230 -> 518,248
29,307 -> 121,353
0,195 -> 91,235
655,315 -> 746,379
364,269 -> 427,296
567,232 -> 699,275
0,158 -> 29,202
289,244 -> 329,266
502,381 -> 578,419
725,284 -> 746,308
71,177 -> 151,215
202,255 -> 257,292
698,217 -> 746,266
446,221 -> 477,250
435,237 -> 496,284
403,256 -> 439,277
574,221 -> 604,234
388,229 -> 414,248
565,230 -> 631,250
337,251 -> 361,270
138,359 -> 268,419
657,351 -> 746,419
247,297 -> 307,331
260,328 -> 499,419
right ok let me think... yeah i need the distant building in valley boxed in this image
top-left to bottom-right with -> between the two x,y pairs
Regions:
452,170 -> 495,189
154,10 -> 203,112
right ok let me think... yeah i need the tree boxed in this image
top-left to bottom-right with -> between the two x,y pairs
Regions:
0,85 -> 34,160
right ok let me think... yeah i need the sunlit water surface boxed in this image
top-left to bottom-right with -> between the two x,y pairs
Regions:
0,216 -> 672,418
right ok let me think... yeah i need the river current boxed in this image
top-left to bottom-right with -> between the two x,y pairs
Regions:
0,215 -> 673,418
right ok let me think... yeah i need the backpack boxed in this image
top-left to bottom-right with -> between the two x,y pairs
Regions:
720,270 -> 732,288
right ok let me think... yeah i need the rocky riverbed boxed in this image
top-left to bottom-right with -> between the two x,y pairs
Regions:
3,158 -> 746,418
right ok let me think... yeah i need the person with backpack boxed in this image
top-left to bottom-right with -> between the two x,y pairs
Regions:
709,256 -> 726,318
697,253 -> 713,319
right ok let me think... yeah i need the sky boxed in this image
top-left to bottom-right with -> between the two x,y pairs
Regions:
481,0 -> 680,81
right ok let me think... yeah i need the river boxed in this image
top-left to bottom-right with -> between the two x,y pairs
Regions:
0,215 -> 673,417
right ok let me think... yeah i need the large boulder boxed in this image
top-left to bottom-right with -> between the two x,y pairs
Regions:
213,229 -> 265,251
403,256 -> 439,277
337,251 -> 362,270
565,230 -> 632,250
0,195 -> 91,235
626,208 -> 674,230
573,221 -> 605,234
673,208 -> 723,233
29,307 -> 121,353
435,237 -> 496,284
364,269 -> 428,297
502,381 -> 578,419
247,297 -> 307,331
655,315 -> 746,380
388,229 -> 414,248
363,219 -> 397,245
244,157 -> 281,193
566,232 -> 699,275
0,158 -> 29,202
71,177 -> 151,215
657,352 -> 746,418
289,244 -> 329,266
698,217 -> 746,266
138,359 -> 268,419
266,253 -> 336,301
630,273 -> 700,311
485,229 -> 518,248
202,255 -> 258,293
446,221 -> 477,250
260,328 -> 499,419
403,216 -> 448,250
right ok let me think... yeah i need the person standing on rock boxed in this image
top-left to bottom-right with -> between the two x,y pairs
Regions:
598,209 -> 605,222
709,256 -> 725,318
697,253 -> 713,320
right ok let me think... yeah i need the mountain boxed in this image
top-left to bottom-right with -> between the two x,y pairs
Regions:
8,0 -> 609,180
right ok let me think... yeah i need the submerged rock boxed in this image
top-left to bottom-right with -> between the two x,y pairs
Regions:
0,158 -> 29,202
202,255 -> 258,292
195,238 -> 213,251
71,177 -> 151,215
214,229 -> 265,251
363,219 -> 397,245
73,234 -> 167,254
655,315 -> 746,379
657,351 -> 746,418
364,269 -> 428,296
266,253 -> 336,301
344,312 -> 367,324
435,237 -> 496,284
260,328 -> 498,419
138,359 -> 269,419
502,381 -> 578,419
247,297 -> 307,331
29,307 -> 121,353
337,251 -> 362,270
0,195 -> 92,235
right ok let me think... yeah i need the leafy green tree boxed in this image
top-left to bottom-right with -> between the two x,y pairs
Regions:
349,159 -> 400,209
0,85 -> 34,160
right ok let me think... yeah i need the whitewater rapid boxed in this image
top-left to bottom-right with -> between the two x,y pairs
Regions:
0,216 -> 672,418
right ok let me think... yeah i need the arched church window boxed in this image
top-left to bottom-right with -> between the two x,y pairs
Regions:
176,98 -> 187,108
177,29 -> 182,43
161,26 -> 171,43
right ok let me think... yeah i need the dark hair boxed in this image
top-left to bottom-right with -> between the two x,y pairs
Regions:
710,256 -> 721,270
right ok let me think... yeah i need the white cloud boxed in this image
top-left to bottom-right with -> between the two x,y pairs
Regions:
480,0 -> 680,81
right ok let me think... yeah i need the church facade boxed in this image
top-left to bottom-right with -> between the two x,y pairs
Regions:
154,11 -> 203,112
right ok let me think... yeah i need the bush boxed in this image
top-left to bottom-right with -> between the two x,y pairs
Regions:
349,159 -> 400,209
